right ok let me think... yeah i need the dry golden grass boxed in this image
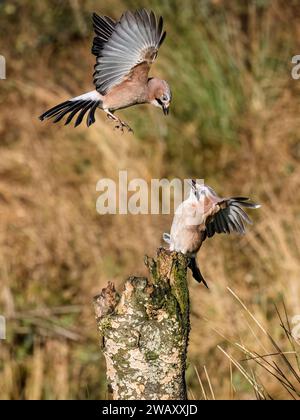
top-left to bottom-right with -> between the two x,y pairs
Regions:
0,0 -> 299,399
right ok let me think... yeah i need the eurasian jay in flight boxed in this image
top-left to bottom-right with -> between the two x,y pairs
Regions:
164,180 -> 260,288
39,9 -> 171,132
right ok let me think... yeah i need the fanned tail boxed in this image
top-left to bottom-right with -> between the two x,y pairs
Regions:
39,91 -> 102,127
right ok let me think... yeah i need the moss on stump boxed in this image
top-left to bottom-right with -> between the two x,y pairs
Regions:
93,248 -> 190,400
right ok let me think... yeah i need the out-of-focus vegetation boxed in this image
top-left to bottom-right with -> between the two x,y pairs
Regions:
0,0 -> 300,399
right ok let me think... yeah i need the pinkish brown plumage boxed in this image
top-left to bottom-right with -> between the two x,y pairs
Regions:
39,9 -> 171,132
163,180 -> 260,287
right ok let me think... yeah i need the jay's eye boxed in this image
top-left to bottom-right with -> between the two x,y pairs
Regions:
161,94 -> 168,101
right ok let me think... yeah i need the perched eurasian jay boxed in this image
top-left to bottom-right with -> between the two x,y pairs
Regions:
164,180 -> 260,287
39,9 -> 171,132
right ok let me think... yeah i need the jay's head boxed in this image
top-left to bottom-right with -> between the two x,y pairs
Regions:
181,180 -> 212,226
148,78 -> 172,115
189,180 -> 217,211
189,180 -> 207,201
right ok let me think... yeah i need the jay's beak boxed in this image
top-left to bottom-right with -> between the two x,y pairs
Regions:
162,104 -> 169,115
188,179 -> 197,191
188,179 -> 199,199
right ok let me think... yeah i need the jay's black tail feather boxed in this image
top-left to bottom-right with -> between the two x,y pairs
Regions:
39,99 -> 101,127
188,257 -> 209,288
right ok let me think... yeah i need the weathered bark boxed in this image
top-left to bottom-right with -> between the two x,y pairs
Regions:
93,248 -> 190,400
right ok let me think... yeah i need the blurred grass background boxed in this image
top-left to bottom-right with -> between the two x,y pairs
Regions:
0,0 -> 300,399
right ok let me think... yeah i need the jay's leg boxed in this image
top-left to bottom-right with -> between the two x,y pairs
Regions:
104,110 -> 133,133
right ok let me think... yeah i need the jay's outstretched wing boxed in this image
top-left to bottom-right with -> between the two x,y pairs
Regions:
205,197 -> 260,238
92,9 -> 166,95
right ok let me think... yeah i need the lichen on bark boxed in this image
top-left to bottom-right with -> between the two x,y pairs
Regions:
93,248 -> 190,400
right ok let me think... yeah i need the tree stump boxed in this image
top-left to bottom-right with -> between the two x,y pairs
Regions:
93,248 -> 190,400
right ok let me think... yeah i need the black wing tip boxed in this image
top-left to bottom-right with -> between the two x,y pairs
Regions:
92,13 -> 116,57
249,202 -> 261,209
92,12 -> 111,26
135,9 -> 162,18
159,31 -> 167,47
92,12 -> 111,22
135,7 -> 149,15
231,200 -> 261,210
133,8 -> 166,46
230,196 -> 261,208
